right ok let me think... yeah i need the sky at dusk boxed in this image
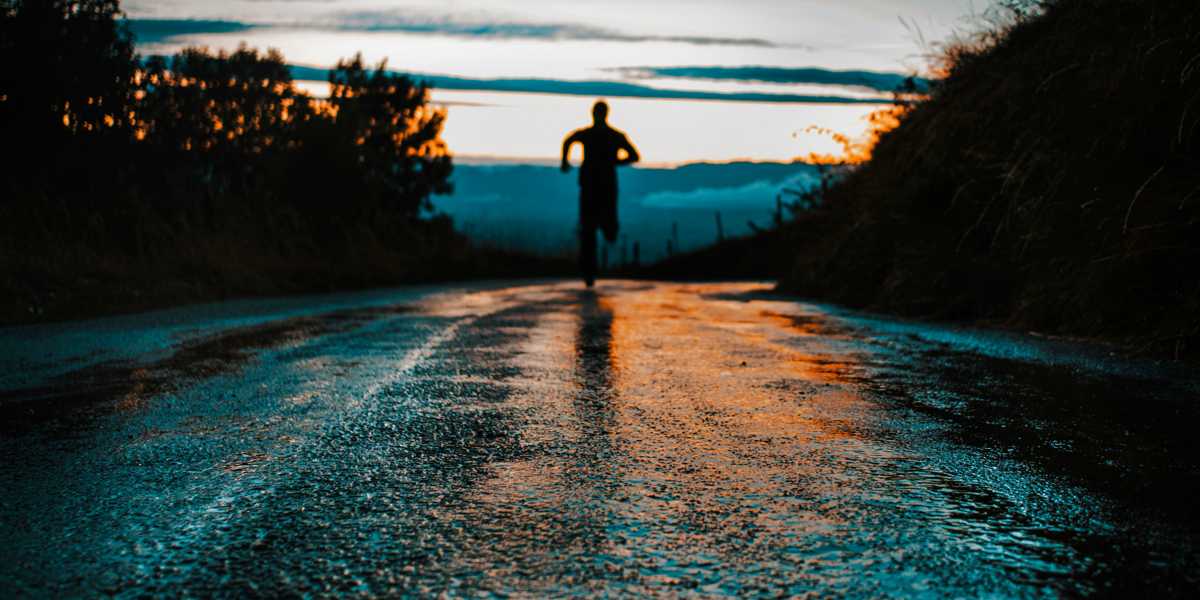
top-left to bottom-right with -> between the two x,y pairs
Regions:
123,0 -> 992,164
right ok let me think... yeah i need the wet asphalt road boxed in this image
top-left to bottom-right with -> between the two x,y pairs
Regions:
1,281 -> 1198,597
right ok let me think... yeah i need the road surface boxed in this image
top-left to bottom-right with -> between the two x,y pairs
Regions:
1,281 -> 1197,597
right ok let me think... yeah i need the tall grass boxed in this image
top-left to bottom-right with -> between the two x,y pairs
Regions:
780,0 -> 1200,357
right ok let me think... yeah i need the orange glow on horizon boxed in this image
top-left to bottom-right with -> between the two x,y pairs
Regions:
797,103 -> 910,165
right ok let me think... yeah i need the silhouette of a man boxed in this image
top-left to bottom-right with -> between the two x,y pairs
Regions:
561,100 -> 640,287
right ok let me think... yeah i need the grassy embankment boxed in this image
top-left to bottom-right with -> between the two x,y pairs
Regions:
0,217 -> 572,325
648,0 -> 1200,358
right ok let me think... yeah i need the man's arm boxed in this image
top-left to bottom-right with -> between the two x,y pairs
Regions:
561,130 -> 581,172
618,133 -> 640,166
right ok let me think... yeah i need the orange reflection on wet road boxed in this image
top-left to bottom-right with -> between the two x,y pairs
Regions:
599,283 -> 895,588
4,280 -> 1196,596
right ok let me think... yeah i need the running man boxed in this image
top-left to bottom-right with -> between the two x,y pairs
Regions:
561,100 -> 640,287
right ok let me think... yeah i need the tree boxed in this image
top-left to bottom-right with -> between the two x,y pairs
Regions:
0,2 -> 466,309
327,54 -> 453,220
136,46 -> 312,198
0,0 -> 136,157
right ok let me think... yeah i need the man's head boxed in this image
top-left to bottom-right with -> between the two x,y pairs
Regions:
592,100 -> 609,125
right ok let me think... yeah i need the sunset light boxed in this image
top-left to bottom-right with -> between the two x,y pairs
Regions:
6,0 -> 1199,596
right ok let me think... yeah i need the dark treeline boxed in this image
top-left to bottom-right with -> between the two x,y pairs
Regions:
776,0 -> 1200,357
0,0 -> 552,323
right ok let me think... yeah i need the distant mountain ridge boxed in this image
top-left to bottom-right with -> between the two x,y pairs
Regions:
440,162 -> 818,261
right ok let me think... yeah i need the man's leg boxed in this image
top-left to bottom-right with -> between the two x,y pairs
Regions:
600,220 -> 618,244
601,184 -> 619,243
579,222 -> 597,287
595,187 -> 618,282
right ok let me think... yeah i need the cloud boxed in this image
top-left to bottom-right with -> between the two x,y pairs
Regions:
123,16 -> 776,48
287,65 -> 896,105
326,11 -> 777,47
610,66 -> 930,93
125,19 -> 253,44
124,21 -> 898,104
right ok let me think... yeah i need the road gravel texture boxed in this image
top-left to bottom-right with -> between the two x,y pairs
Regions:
1,281 -> 1197,597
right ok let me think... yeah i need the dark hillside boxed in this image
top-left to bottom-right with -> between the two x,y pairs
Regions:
780,0 -> 1200,357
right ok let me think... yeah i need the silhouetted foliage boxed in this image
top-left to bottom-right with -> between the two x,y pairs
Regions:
0,0 -> 541,323
327,55 -> 453,218
1,0 -> 137,235
0,1 -> 136,150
